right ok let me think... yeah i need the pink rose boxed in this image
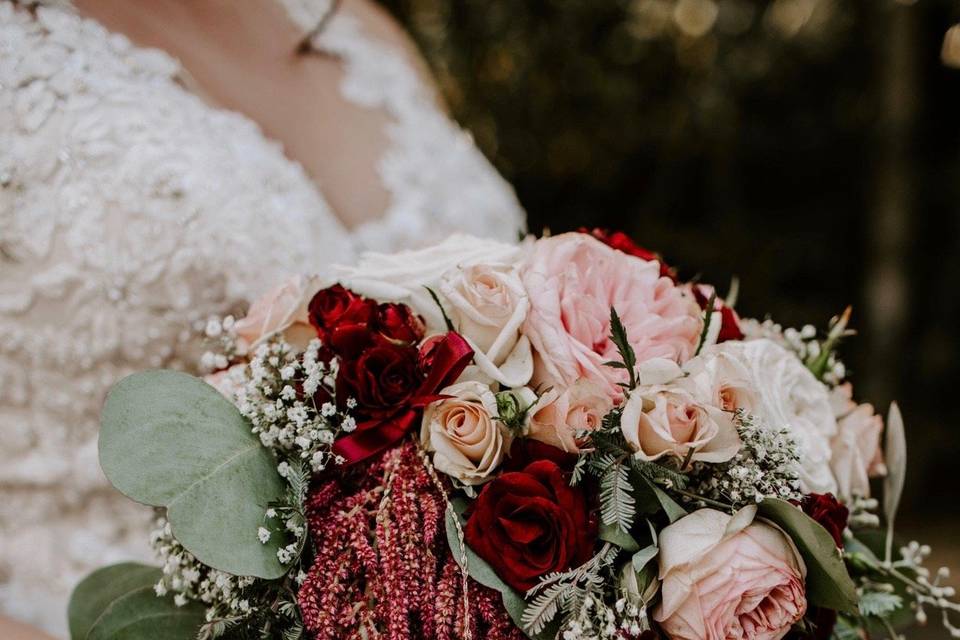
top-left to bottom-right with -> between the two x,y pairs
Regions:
527,380 -> 614,453
829,383 -> 886,500
234,275 -> 320,351
655,507 -> 807,640
522,233 -> 702,398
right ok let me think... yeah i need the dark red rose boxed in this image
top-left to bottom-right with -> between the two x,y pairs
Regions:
581,228 -> 675,279
798,493 -> 849,548
691,284 -> 744,343
503,438 -> 579,473
464,459 -> 597,593
308,286 -> 378,358
336,343 -> 422,419
308,284 -> 362,332
377,302 -> 425,344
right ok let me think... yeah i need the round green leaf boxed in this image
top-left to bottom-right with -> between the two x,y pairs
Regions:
87,586 -> 205,640
100,370 -> 286,578
68,563 -> 162,640
759,498 -> 859,614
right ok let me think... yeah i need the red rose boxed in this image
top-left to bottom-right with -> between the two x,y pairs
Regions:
798,493 -> 849,548
502,438 -> 579,473
377,302 -> 425,344
308,284 -> 362,332
464,459 -> 597,593
691,284 -> 744,343
308,285 -> 379,358
336,343 -> 422,419
581,228 -> 675,280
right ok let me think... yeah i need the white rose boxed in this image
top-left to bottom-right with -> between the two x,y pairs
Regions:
420,381 -> 511,485
333,234 -> 523,332
679,348 -> 758,415
439,263 -> 533,387
710,339 -> 838,494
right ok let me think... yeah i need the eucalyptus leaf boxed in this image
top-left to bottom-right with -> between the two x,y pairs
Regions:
759,498 -> 859,614
645,479 -> 687,523
87,586 -> 205,640
631,544 -> 659,573
68,563 -> 161,640
883,402 -> 906,562
600,520 -> 640,552
99,370 -> 286,578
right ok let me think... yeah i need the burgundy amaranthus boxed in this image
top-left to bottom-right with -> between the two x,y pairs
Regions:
298,440 -> 525,640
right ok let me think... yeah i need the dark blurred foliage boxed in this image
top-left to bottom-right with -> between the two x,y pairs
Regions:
380,0 -> 960,530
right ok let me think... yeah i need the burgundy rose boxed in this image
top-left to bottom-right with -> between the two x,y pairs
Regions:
798,493 -> 849,548
308,284 -> 362,332
502,438 -> 579,473
691,283 -> 744,343
581,228 -> 675,279
464,459 -> 597,593
308,285 -> 379,358
377,302 -> 426,344
336,343 -> 422,419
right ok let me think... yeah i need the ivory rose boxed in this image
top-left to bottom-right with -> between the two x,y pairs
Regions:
527,380 -> 613,453
439,264 -> 533,387
234,275 -> 320,351
714,340 -> 838,494
681,347 -> 758,415
620,386 -> 740,464
829,383 -> 886,500
521,233 -> 702,399
655,507 -> 807,640
420,381 -> 510,485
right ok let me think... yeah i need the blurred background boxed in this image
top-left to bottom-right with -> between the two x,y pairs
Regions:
381,0 -> 960,635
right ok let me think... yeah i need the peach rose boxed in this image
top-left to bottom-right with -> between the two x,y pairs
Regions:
655,507 -> 807,640
420,381 -> 511,485
521,233 -> 702,399
439,264 -> 533,387
527,380 -> 614,453
681,346 -> 758,415
620,386 -> 741,464
233,275 -> 320,351
829,383 -> 886,500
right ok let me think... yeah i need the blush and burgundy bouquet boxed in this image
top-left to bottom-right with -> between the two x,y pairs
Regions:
69,232 -> 958,640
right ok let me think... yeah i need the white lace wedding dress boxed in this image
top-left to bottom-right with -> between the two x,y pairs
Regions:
0,1 -> 524,634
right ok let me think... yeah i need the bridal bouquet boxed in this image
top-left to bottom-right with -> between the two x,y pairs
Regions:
69,231 -> 958,640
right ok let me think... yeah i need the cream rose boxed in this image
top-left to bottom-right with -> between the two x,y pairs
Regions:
439,264 -> 533,387
522,233 -> 702,399
333,234 -> 523,332
713,340 -> 838,494
620,386 -> 741,464
655,507 -> 807,640
680,348 -> 758,415
527,380 -> 614,453
233,275 -> 321,351
420,381 -> 511,485
829,383 -> 886,500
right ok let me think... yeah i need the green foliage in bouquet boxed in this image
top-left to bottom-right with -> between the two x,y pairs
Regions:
99,370 -> 287,579
68,563 -> 204,640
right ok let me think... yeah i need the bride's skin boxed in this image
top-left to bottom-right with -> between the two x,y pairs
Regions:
71,0 -> 443,230
0,1 -> 442,634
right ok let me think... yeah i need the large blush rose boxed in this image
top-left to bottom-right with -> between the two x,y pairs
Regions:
655,507 -> 807,640
464,458 -> 597,593
522,233 -> 702,399
829,384 -> 886,500
420,381 -> 510,485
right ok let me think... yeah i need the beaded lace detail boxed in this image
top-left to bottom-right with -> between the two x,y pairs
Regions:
0,1 -> 523,634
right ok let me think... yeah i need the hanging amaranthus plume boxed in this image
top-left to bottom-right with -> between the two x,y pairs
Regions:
298,440 -> 524,640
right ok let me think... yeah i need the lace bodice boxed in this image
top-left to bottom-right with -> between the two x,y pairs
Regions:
0,1 -> 524,634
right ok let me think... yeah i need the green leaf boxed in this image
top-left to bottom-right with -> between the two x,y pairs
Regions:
600,521 -> 640,552
759,498 -> 859,614
645,479 -> 687,523
631,545 -> 659,573
87,587 -> 205,640
444,498 -> 555,640
69,563 -> 162,640
883,402 -> 906,563
99,370 -> 286,578
858,591 -> 903,618
608,307 -> 637,389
